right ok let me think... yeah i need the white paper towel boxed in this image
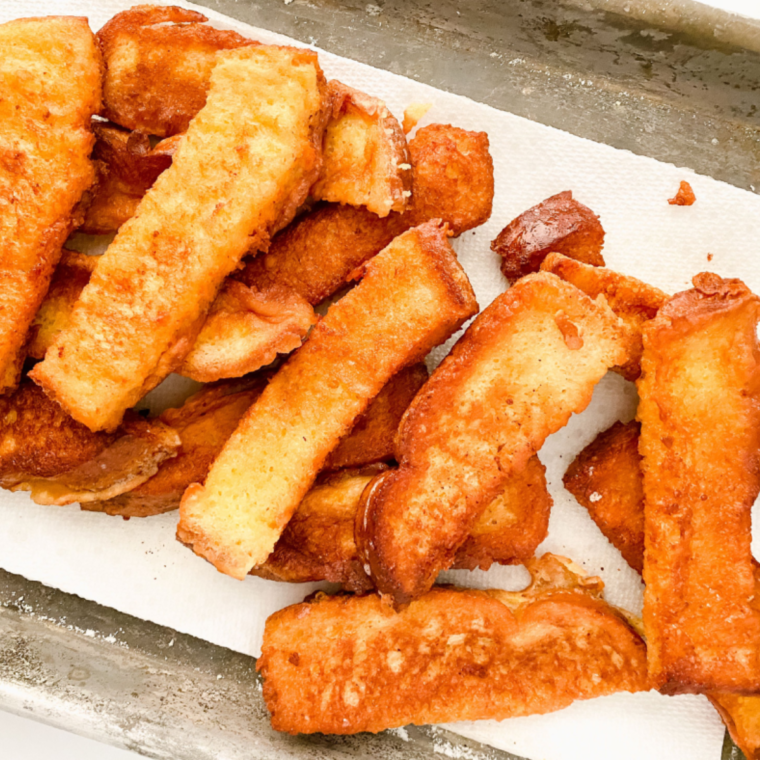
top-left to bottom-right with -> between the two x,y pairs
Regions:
2,1 -> 756,758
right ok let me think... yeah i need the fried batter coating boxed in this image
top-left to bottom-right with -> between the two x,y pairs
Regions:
252,454 -> 550,590
80,122 -> 178,235
639,273 -> 760,694
27,251 -> 97,360
0,382 -> 178,506
492,191 -> 605,284
311,81 -> 411,217
324,363 -> 428,470
91,364 -> 427,519
563,420 -> 760,758
32,46 -> 328,431
406,124 -> 494,236
178,221 -> 478,579
0,17 -> 101,392
453,454 -> 552,571
541,253 -> 667,380
252,467 -> 383,593
241,123 -> 494,305
85,378 -> 267,518
258,553 -> 649,734
97,6 -> 257,137
357,272 -> 633,604
178,281 -> 317,383
563,420 -> 644,574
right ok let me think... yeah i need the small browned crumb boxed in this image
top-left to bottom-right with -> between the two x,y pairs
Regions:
707,253 -> 714,262
668,181 -> 696,206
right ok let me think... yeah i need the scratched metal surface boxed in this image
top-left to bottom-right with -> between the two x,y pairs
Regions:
1,0 -> 759,758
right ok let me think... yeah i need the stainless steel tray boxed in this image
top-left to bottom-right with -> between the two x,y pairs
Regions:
2,1 -> 759,758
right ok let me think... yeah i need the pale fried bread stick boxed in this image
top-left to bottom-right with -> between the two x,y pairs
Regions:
639,273 -> 760,694
0,17 -> 101,391
178,221 -> 477,579
356,271 -> 633,604
31,46 -> 328,431
258,553 -> 649,734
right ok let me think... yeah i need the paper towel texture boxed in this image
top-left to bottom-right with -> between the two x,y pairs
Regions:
1,1 -> 754,758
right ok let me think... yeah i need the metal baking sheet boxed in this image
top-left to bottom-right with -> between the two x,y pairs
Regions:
2,0 -> 759,757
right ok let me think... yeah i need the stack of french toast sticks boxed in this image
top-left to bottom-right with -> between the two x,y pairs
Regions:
2,7 -> 760,756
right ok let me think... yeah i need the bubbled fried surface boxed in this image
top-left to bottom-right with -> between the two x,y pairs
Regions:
177,221 -> 477,579
0,16 -> 101,392
639,273 -> 760,694
492,190 -> 605,284
97,5 -> 258,137
31,45 -> 329,431
258,553 -> 648,735
356,272 -> 634,605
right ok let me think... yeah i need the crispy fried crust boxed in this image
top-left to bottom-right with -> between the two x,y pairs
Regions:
79,122 -> 178,235
251,467 -> 383,593
258,553 -> 649,734
251,454 -> 550,590
312,81 -> 411,216
0,17 -> 101,392
324,363 -> 428,470
91,364 -> 427,519
356,272 -> 633,604
453,454 -> 552,571
177,221 -> 478,579
541,253 -> 668,381
97,6 -> 258,137
240,123 -> 494,305
668,180 -> 696,206
84,379 -> 267,517
0,382 -> 179,506
563,420 -> 760,757
31,46 -> 328,431
639,273 -> 760,694
563,420 -> 644,574
27,250 -> 98,360
405,124 -> 494,236
178,281 -> 317,383
492,191 -> 605,284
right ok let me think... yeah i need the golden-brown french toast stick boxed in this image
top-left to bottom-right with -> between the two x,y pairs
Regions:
0,17 -> 101,391
97,6 -> 257,137
31,45 -> 328,431
258,553 -> 649,734
357,271 -> 633,604
177,221 -> 478,579
563,419 -> 760,759
639,273 -> 760,694
541,253 -> 667,380
0,382 -> 178,506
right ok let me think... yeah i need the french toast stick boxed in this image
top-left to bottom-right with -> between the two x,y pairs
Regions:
639,273 -> 760,694
357,271 -> 633,604
0,16 -> 101,391
31,45 -> 328,431
178,221 -> 478,579
258,553 -> 649,734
